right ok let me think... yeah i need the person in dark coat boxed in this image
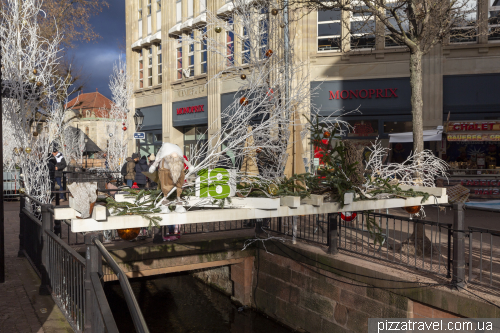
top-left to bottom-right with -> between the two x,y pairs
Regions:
47,154 -> 56,192
134,156 -> 149,189
52,147 -> 67,201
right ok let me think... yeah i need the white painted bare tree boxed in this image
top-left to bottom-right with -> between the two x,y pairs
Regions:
0,0 -> 68,208
106,57 -> 131,172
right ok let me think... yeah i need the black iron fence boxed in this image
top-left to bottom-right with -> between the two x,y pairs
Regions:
265,215 -> 331,245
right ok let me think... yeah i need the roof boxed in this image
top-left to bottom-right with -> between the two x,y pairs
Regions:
65,126 -> 103,153
65,91 -> 113,111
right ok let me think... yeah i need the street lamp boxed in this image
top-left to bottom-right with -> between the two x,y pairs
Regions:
84,138 -> 88,169
133,109 -> 144,131
133,109 -> 144,154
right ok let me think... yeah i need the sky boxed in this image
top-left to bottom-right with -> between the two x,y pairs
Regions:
67,0 -> 126,100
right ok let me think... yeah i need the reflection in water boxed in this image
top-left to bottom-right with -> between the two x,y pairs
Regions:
105,273 -> 292,333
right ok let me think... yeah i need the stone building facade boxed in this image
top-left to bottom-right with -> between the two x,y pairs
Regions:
125,0 -> 500,162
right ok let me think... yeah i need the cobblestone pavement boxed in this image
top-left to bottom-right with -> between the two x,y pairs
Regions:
0,200 -> 73,333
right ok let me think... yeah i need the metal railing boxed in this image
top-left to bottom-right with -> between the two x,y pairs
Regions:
181,219 -> 254,234
265,215 -> 331,245
336,211 -> 452,278
19,193 -> 148,332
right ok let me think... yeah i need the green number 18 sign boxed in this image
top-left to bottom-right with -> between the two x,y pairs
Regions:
196,168 -> 234,199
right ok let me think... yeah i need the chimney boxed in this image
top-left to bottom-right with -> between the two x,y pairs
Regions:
96,88 -> 98,92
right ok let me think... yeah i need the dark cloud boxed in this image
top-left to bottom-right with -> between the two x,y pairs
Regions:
68,0 -> 125,99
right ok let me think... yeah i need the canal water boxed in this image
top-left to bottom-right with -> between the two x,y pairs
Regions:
105,272 -> 293,333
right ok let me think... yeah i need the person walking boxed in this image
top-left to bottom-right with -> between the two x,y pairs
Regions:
134,155 -> 149,189
47,153 -> 56,193
148,154 -> 157,189
52,147 -> 67,201
125,153 -> 139,188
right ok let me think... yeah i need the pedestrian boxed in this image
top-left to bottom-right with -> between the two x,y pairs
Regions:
148,154 -> 158,189
52,147 -> 67,201
47,153 -> 56,193
134,155 -> 149,189
125,153 -> 140,188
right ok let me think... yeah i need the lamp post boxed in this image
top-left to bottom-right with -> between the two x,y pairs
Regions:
133,109 -> 144,154
84,138 -> 88,169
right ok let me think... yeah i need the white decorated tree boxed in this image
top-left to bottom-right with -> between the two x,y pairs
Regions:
106,57 -> 131,172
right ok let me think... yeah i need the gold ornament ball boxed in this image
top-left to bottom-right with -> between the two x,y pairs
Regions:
271,8 -> 279,15
240,74 -> 247,80
117,228 -> 141,241
33,69 -> 37,74
404,205 -> 421,214
25,147 -> 32,154
19,188 -> 26,194
214,27 -> 222,33
33,131 -> 38,137
268,184 -> 279,196
36,81 -> 43,87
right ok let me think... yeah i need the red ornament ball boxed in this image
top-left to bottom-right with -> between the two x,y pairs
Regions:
323,131 -> 331,138
117,228 -> 141,241
123,122 -> 125,125
265,49 -> 274,58
239,97 -> 248,106
404,205 -> 421,214
123,126 -> 127,131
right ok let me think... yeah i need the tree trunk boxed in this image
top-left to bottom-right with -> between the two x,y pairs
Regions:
409,49 -> 424,154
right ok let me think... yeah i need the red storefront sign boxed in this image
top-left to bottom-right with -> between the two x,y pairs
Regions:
447,121 -> 500,132
329,88 -> 398,100
176,104 -> 205,115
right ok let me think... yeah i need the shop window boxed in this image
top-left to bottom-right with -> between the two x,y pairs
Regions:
183,126 -> 208,161
350,7 -> 375,49
226,18 -> 234,67
157,44 -> 162,84
384,121 -> 412,134
259,9 -> 269,60
176,37 -> 182,80
148,47 -> 153,86
346,120 -> 378,137
489,0 -> 500,41
201,27 -> 207,74
242,26 -> 250,64
450,0 -> 477,43
317,8 -> 341,51
188,31 -> 195,77
176,0 -> 182,23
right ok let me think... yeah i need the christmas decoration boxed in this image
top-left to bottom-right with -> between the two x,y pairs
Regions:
36,81 -> 42,87
268,184 -> 278,196
214,27 -> 222,33
33,69 -> 37,74
117,228 -> 141,241
341,212 -> 357,222
123,126 -> 127,131
323,131 -> 331,138
265,49 -> 273,58
25,147 -> 32,154
239,97 -> 248,106
33,132 -> 38,137
404,205 -> 421,214
271,8 -> 279,15
240,74 -> 246,80
19,188 -> 26,194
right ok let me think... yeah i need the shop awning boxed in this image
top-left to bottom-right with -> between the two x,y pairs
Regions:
389,130 -> 443,143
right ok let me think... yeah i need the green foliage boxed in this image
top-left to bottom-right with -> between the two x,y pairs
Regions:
106,189 -> 163,230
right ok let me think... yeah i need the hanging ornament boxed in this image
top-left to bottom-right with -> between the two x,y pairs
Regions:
271,8 -> 279,15
117,228 -> 141,241
123,127 -> 127,131
33,132 -> 38,137
239,97 -> 248,106
280,23 -> 286,29
109,133 -> 114,137
25,147 -> 32,154
13,147 -> 19,155
404,206 -> 421,214
268,184 -> 279,196
122,122 -> 125,126
340,212 -> 357,222
19,188 -> 26,194
33,69 -> 37,74
36,81 -> 43,87
256,147 -> 262,154
214,27 -> 222,33
265,49 -> 274,58
323,131 -> 331,138
240,74 -> 247,80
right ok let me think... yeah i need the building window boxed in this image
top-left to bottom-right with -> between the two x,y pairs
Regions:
86,111 -> 90,118
156,0 -> 161,31
200,0 -> 206,13
350,8 -> 375,49
188,31 -> 195,77
148,47 -> 153,86
138,0 -> 142,19
346,120 -> 378,137
157,44 -> 162,84
176,37 -> 183,80
157,0 -> 161,10
201,27 -> 207,74
489,0 -> 500,40
188,0 -> 194,18
139,50 -> 144,88
147,0 -> 151,15
384,2 -> 409,47
176,0 -> 182,23
317,8 -> 341,51
259,9 -> 269,59
242,26 -> 250,64
450,2 -> 477,43
226,18 -> 234,66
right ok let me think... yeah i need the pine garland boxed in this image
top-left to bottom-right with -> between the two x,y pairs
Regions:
106,189 -> 163,229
